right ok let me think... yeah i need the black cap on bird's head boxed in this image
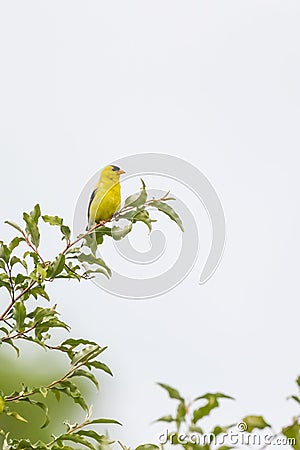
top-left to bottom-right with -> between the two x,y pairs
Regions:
111,165 -> 125,175
99,164 -> 125,182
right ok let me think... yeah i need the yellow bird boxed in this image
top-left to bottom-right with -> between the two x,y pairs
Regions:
88,165 -> 125,226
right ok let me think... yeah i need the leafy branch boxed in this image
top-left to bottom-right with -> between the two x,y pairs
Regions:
0,180 -> 182,324
1,181 -> 299,450
0,181 -> 184,450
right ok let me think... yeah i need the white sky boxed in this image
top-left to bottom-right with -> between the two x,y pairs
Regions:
1,1 -> 300,447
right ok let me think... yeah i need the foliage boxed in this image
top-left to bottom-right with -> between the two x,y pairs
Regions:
0,183 -> 183,450
147,382 -> 300,449
0,182 -> 299,450
0,350 -> 82,442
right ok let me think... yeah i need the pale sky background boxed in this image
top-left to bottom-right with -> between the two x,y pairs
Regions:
1,1 -> 300,447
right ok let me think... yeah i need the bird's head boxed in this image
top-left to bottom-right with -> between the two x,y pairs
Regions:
100,165 -> 125,183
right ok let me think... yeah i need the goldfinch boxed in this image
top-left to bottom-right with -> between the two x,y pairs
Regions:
88,165 -> 125,226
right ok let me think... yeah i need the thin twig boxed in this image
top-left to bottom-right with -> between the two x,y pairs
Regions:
62,221 -> 108,255
5,359 -> 86,402
22,231 -> 46,266
65,410 -> 92,435
0,192 -> 173,322
6,263 -> 15,303
63,191 -> 172,253
0,280 -> 36,321
2,323 -> 37,342
2,318 -> 13,329
46,410 -> 93,447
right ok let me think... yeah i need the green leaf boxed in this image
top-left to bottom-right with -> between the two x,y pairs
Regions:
71,344 -> 102,366
21,397 -> 50,429
193,393 -> 234,423
290,395 -> 300,405
157,383 -> 184,401
0,327 -> 9,335
188,424 -> 204,433
30,204 -> 41,223
28,306 -> 57,322
24,250 -> 39,265
35,317 -> 69,341
94,232 -> 105,245
217,447 -> 234,450
155,415 -> 175,423
13,301 -> 26,332
9,237 -> 25,252
58,434 -> 96,450
54,380 -> 88,411
151,201 -> 184,231
118,209 -> 141,221
47,254 -> 65,278
39,387 -> 48,398
86,360 -> 113,376
71,369 -> 99,389
62,338 -> 99,348
283,422 -> 300,450
10,256 -> 27,270
111,223 -> 132,240
0,273 -> 11,292
60,224 -> 71,241
84,227 -> 112,249
30,286 -> 50,301
5,220 -> 23,233
83,234 -> 98,256
0,396 -> 4,413
53,390 -> 61,402
84,267 -> 111,278
28,306 -> 69,341
176,400 -> 186,425
36,401 -> 50,429
36,264 -> 47,282
42,215 -> 63,226
135,445 -> 160,450
64,264 -> 82,281
212,425 -> 234,436
89,418 -> 122,426
14,272 -> 29,287
23,212 -> 40,248
242,415 -> 271,432
84,227 -> 112,254
96,226 -> 112,236
3,338 -> 20,356
6,410 -> 28,423
76,430 -> 108,445
0,243 -> 11,263
124,179 -> 147,208
132,210 -> 154,232
77,253 -> 111,277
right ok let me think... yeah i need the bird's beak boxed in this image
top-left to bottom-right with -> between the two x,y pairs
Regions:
117,169 -> 125,175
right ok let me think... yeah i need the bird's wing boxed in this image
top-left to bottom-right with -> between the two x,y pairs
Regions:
87,188 -> 97,223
